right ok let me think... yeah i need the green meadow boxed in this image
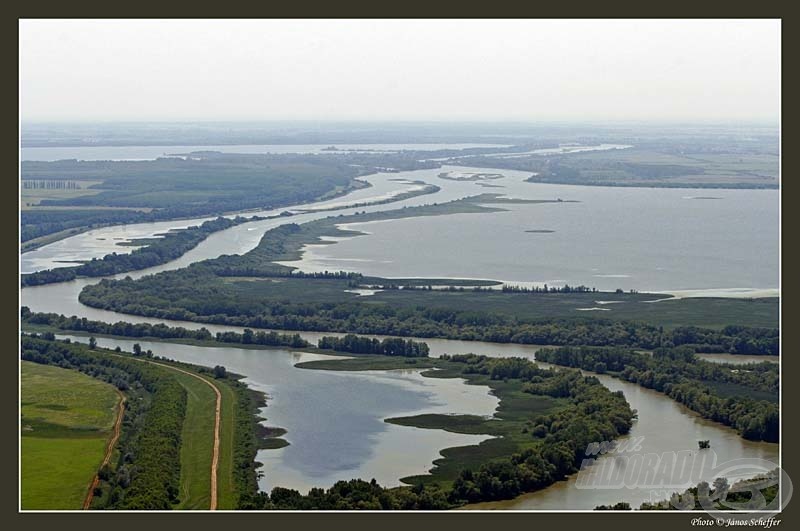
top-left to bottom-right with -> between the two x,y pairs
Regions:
20,361 -> 120,510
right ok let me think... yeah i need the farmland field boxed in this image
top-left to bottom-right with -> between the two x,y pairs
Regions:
20,360 -> 120,510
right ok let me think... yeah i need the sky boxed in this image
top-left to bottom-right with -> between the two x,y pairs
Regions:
20,19 -> 780,123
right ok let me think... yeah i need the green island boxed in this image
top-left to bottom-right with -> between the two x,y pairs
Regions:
293,180 -> 441,214
21,216 -> 262,286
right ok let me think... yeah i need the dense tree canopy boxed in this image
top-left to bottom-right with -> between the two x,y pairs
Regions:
536,346 -> 779,442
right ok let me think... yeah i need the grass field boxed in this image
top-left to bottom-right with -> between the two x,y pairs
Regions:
20,361 -> 120,510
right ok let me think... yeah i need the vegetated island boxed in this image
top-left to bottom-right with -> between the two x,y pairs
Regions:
21,216 -> 262,287
438,171 -> 504,181
293,180 -> 441,214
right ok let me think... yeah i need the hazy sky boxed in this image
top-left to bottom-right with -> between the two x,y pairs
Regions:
20,19 -> 780,123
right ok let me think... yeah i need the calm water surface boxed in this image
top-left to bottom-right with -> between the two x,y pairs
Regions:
57,334 -> 496,493
284,168 -> 779,293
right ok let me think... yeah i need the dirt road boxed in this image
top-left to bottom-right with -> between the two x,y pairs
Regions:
83,388 -> 126,510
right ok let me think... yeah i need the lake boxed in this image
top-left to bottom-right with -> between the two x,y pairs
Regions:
56,334 -> 496,493
280,167 -> 779,293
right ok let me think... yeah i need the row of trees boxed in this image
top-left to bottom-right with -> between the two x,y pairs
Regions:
23,179 -> 82,189
317,334 -> 430,357
21,309 -> 430,358
636,472 -> 780,511
22,309 -> 215,341
499,284 -> 596,294
22,308 -> 311,349
22,209 -> 149,242
215,329 -> 309,348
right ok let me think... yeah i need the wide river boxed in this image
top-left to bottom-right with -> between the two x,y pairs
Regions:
20,144 -> 780,509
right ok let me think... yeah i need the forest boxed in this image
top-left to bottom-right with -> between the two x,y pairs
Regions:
77,268 -> 779,355
22,153 -> 363,215
536,346 -> 779,442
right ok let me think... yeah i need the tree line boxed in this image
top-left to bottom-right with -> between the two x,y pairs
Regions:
21,309 -> 431,358
637,471 -> 780,511
317,334 -> 429,357
23,179 -> 82,189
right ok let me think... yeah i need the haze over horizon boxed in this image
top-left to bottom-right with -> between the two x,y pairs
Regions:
20,19 -> 780,124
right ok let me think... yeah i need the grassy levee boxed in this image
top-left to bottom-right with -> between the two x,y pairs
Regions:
171,369 -> 237,510
20,361 -> 120,510
172,372 -> 216,510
